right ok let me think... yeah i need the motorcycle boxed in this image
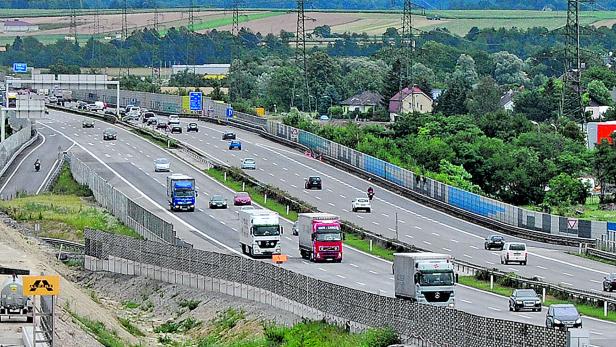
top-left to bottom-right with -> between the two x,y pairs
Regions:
34,162 -> 40,172
367,191 -> 374,201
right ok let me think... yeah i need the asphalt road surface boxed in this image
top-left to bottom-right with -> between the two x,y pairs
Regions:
30,109 -> 616,346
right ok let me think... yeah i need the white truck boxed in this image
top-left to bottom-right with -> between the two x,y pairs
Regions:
393,253 -> 455,308
239,210 -> 282,257
297,213 -> 343,263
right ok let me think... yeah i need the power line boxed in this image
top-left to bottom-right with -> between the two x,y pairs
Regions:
120,0 -> 130,76
400,0 -> 414,91
296,0 -> 310,111
69,8 -> 78,43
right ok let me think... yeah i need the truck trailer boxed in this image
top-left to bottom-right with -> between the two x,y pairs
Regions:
297,213 -> 343,262
0,275 -> 33,322
393,252 -> 455,308
239,210 -> 282,257
166,174 -> 197,212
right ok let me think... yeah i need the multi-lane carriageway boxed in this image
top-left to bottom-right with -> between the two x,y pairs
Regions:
2,109 -> 614,346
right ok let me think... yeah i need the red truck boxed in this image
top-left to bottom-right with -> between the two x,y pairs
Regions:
297,213 -> 343,263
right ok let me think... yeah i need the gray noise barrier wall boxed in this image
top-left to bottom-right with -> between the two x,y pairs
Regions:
84,229 -> 566,347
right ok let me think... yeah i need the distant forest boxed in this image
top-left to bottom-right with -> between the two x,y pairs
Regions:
2,0 -> 615,11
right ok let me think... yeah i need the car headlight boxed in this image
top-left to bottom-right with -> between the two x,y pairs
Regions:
553,319 -> 561,325
516,300 -> 522,304
575,318 -> 582,324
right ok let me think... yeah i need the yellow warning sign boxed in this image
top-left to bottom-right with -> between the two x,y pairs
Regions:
22,275 -> 60,296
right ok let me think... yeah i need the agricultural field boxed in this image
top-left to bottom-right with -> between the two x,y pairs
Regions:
3,8 -> 616,45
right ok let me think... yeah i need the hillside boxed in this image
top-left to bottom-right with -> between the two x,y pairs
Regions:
2,0 -> 615,11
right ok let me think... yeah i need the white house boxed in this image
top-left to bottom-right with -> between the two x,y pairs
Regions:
340,91 -> 382,115
2,19 -> 39,32
499,89 -> 516,111
585,97 -> 610,121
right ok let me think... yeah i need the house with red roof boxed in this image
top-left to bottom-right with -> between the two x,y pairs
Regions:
388,86 -> 433,122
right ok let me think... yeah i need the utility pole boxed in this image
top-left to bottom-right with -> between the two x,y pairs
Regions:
153,1 -> 160,33
188,0 -> 195,32
231,0 -> 241,102
92,0 -> 101,67
400,0 -> 414,92
562,0 -> 593,124
187,0 -> 196,73
296,0 -> 310,112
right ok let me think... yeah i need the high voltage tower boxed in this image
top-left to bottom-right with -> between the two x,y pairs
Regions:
69,8 -> 78,43
563,0 -> 593,123
400,0 -> 414,91
230,0 -> 241,101
92,0 -> 101,65
120,0 -> 130,76
188,0 -> 196,32
153,2 -> 160,32
121,0 -> 128,40
187,0 -> 196,72
296,0 -> 310,111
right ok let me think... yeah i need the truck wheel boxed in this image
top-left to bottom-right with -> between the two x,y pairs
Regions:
26,316 -> 33,323
241,244 -> 246,254
309,252 -> 315,262
249,247 -> 254,257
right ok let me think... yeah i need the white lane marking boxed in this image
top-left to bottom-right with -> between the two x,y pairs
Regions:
0,133 -> 48,194
461,299 -> 472,304
388,228 -> 396,232
104,153 -> 111,158
590,280 -> 602,284
285,236 -> 292,241
508,268 -> 518,272
328,202 -> 335,207
382,213 -> 389,218
442,247 -> 452,252
336,274 -> 346,279
355,282 -> 366,286
282,167 -> 288,171
560,282 -> 573,286
405,234 -> 414,239
369,270 -> 378,275
272,162 -> 278,166
37,142 -> 76,194
372,221 -> 379,226
563,272 -> 574,277
536,265 -> 547,270
318,267 -> 327,272
315,196 -> 321,200
198,208 -> 204,212
414,226 -> 421,229
291,184 -> 297,188
517,314 -> 532,319
590,331 -> 604,336
488,307 -> 501,312
349,263 -> 359,268
340,194 -> 346,199
280,178 -> 286,183
399,220 -> 406,224
423,241 -> 431,245
464,254 -> 472,259
326,188 -> 333,192
451,239 -> 459,243
486,261 -> 495,265
431,232 -> 440,237
38,122 -> 242,256
356,215 -> 364,219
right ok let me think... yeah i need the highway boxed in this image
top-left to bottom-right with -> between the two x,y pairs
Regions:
18,109 -> 613,346
0,124 -> 73,198
144,115 -> 616,299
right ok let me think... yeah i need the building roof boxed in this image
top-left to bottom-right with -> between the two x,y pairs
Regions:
588,96 -> 609,108
4,19 -> 34,27
389,86 -> 432,113
499,89 -> 516,107
340,91 -> 382,106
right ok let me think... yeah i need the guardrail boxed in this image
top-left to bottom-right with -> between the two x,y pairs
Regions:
50,104 -> 616,312
40,237 -> 85,253
586,247 -> 616,262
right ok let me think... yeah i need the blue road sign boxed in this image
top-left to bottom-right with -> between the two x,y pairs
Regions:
226,106 -> 234,119
12,63 -> 27,73
189,92 -> 202,111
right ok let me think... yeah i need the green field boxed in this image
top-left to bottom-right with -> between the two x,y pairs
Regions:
159,11 -> 282,36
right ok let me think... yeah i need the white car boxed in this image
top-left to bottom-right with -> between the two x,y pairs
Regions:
501,242 -> 528,265
241,158 -> 256,170
351,197 -> 371,213
154,158 -> 171,172
168,115 -> 180,125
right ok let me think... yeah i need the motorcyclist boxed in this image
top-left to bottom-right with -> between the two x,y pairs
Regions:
367,186 -> 374,200
34,159 -> 41,172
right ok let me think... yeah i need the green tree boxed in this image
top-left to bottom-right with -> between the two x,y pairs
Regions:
434,77 -> 468,116
493,51 -> 529,86
410,63 -> 435,95
543,173 -> 589,208
465,76 -> 501,116
582,66 -> 616,89
48,60 -> 81,74
594,136 -> 616,202
381,59 -> 403,109
313,25 -> 332,38
452,54 -> 478,87
587,80 -> 612,106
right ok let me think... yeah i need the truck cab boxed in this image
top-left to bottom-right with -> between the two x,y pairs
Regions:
166,174 -> 197,212
393,253 -> 455,308
297,213 -> 343,263
239,210 -> 282,257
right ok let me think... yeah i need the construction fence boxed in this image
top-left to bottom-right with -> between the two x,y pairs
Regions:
84,229 -> 566,347
72,88 -> 612,242
66,152 -> 185,247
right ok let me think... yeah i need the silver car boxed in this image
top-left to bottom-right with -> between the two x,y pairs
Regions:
154,158 -> 170,172
241,158 -> 256,170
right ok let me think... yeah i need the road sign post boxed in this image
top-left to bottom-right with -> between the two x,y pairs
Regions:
189,92 -> 202,112
23,275 -> 59,347
226,106 -> 234,119
12,63 -> 27,73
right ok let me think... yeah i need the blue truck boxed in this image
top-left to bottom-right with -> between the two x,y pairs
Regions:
166,174 -> 197,212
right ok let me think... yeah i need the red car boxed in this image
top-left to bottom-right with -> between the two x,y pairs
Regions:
233,192 -> 252,206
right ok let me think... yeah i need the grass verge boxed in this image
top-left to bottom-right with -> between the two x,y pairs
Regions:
118,317 -> 145,337
568,251 -> 616,267
205,167 -> 298,221
66,307 -> 130,347
0,194 -> 140,241
51,164 -> 92,196
459,275 -> 616,323
344,233 -> 394,261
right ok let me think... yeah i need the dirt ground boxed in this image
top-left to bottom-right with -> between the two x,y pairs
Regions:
0,213 -> 299,346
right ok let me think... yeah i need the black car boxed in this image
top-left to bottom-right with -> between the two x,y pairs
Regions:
484,235 -> 505,250
603,273 -> 616,292
187,123 -> 199,132
222,132 -> 236,140
304,176 -> 322,190
147,117 -> 158,126
103,128 -> 117,140
170,124 -> 182,134
209,195 -> 228,209
142,112 -> 156,123
82,119 -> 94,128
546,304 -> 582,330
508,289 -> 541,312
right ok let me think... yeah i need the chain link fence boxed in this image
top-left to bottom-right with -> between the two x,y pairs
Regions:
66,152 -> 185,246
85,229 -> 566,347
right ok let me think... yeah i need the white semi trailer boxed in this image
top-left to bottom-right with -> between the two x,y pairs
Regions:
393,253 -> 456,308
